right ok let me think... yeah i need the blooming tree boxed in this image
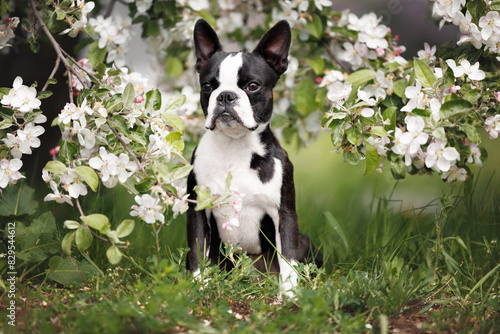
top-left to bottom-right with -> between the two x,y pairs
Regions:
0,0 -> 499,266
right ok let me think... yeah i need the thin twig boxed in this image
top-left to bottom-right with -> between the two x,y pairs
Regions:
76,198 -> 85,217
29,0 -> 87,92
61,48 -> 101,84
105,0 -> 117,18
109,127 -> 148,176
42,57 -> 61,91
321,38 -> 351,73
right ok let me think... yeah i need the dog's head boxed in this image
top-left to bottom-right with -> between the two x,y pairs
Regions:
193,19 -> 291,138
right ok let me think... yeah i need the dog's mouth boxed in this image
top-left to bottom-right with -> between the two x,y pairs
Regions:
207,109 -> 243,130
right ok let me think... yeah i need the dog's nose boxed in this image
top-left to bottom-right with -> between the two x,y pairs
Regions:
217,91 -> 237,104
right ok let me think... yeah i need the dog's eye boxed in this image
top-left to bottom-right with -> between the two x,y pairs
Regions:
247,82 -> 260,92
202,83 -> 213,93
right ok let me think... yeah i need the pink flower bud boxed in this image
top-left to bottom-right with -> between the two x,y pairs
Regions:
135,95 -> 144,104
50,145 -> 60,156
316,77 -> 323,84
449,85 -> 461,94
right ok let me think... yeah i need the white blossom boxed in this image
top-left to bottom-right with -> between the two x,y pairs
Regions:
44,181 -> 73,206
0,158 -> 24,188
485,115 -> 500,139
425,140 -> 460,172
130,194 -> 165,224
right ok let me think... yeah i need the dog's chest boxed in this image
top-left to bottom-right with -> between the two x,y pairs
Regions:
194,131 -> 283,254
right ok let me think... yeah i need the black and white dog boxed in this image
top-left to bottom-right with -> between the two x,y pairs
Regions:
186,19 -> 322,298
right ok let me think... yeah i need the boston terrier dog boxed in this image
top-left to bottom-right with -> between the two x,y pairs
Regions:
187,19 -> 322,298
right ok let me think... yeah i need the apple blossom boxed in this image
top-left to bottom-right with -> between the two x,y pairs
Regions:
425,140 -> 460,172
0,158 -> 24,188
441,165 -> 467,183
485,115 -> 500,139
44,180 -> 73,206
130,194 -> 165,224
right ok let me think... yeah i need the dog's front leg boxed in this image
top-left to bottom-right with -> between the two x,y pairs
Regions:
186,170 -> 210,278
274,207 -> 299,299
274,157 -> 300,299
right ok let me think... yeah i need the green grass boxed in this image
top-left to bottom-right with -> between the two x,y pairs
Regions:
2,133 -> 500,333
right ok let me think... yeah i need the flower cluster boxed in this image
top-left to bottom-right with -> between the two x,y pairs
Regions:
88,15 -> 132,67
0,16 -> 19,50
0,76 -> 46,191
433,0 -> 500,58
60,0 -> 95,38
318,5 -> 500,183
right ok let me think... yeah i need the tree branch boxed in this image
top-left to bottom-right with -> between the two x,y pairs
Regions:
29,0 -> 87,93
321,38 -> 351,74
109,127 -> 148,176
42,57 -> 60,92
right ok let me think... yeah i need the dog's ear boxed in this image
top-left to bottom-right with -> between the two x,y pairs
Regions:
253,20 -> 291,76
194,19 -> 222,73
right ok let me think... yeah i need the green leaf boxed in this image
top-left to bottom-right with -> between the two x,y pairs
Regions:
127,131 -> 147,146
15,212 -> 59,262
306,14 -> 323,39
413,58 -> 436,89
75,166 -> 99,192
467,1 -> 486,24
55,7 -> 66,20
116,219 -> 135,238
390,157 -> 406,180
164,94 -> 186,112
108,114 -> 130,134
198,10 -> 217,27
81,214 -> 111,234
64,220 -> 80,230
87,42 -> 107,66
166,131 -> 184,151
166,57 -> 184,78
47,256 -> 102,286
44,161 -> 68,175
171,164 -> 194,182
162,111 -> 185,133
382,106 -> 397,132
145,20 -> 160,37
347,69 -> 376,86
106,245 -> 122,265
369,126 -> 389,137
342,149 -> 361,165
145,89 -> 162,111
459,123 -> 481,144
412,108 -> 431,118
462,89 -> 481,105
122,83 -> 135,109
23,111 -> 43,123
0,106 -> 14,119
76,226 -> 93,251
37,90 -> 53,100
346,127 -> 360,145
439,99 -> 473,119
306,57 -> 325,75
59,140 -> 78,164
194,185 -> 214,211
61,232 -> 75,256
364,142 -> 379,175
0,118 -> 12,129
295,79 -> 316,116
0,182 -> 38,216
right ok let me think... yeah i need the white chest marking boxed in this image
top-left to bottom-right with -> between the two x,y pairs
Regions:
194,127 -> 282,254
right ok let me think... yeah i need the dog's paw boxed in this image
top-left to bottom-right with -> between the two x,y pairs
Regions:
191,268 -> 211,290
278,280 -> 298,302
